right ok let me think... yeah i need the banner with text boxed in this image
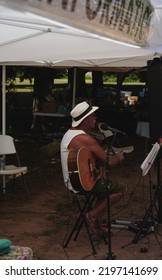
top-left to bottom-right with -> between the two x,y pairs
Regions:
1,0 -> 154,46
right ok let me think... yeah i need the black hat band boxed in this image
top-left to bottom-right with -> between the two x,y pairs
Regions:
74,106 -> 92,122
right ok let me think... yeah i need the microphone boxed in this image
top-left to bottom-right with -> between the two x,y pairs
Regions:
100,123 -> 127,136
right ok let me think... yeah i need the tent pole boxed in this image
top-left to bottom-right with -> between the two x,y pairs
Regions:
2,65 -> 6,135
2,65 -> 6,193
72,67 -> 77,108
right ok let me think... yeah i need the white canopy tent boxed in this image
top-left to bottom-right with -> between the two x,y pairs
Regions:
0,4 -> 160,68
0,3 -> 155,133
0,0 -> 162,66
1,0 -> 162,134
0,0 -> 162,194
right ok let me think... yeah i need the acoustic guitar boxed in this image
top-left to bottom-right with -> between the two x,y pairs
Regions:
68,147 -> 102,192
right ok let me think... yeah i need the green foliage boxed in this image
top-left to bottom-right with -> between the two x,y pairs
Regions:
103,73 -> 117,83
103,71 -> 144,83
124,72 -> 141,83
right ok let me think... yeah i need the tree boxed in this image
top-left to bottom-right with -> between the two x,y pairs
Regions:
0,66 -> 67,131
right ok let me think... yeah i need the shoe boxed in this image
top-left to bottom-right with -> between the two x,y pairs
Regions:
85,212 -> 104,241
100,221 -> 109,232
98,218 -> 113,236
100,223 -> 113,235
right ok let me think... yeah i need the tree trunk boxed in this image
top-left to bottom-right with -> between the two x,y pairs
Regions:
31,68 -> 55,131
68,68 -> 87,105
92,70 -> 103,99
116,72 -> 127,106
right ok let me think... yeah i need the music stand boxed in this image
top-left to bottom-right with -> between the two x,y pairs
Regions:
133,141 -> 162,243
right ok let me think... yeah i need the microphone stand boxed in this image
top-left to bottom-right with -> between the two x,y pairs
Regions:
102,133 -> 116,260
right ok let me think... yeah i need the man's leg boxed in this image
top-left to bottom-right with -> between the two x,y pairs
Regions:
85,180 -> 127,235
88,192 -> 124,220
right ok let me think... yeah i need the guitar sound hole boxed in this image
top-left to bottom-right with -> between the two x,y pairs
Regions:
95,160 -> 100,170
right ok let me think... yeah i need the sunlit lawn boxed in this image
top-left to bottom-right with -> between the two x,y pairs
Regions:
14,78 -> 144,93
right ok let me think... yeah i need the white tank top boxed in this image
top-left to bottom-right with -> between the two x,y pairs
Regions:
60,129 -> 86,192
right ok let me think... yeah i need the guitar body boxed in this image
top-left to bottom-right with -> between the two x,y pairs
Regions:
68,147 -> 102,192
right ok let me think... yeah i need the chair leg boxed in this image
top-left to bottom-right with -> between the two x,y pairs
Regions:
74,195 -> 97,255
21,173 -> 30,200
76,194 -> 108,250
63,194 -> 103,256
11,175 -> 16,192
2,175 -> 6,194
63,221 -> 97,256
72,194 -> 95,241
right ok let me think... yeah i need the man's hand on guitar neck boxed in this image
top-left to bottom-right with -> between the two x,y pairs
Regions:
116,150 -> 125,161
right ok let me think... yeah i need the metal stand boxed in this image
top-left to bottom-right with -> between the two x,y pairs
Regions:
133,156 -> 162,244
103,136 -> 116,259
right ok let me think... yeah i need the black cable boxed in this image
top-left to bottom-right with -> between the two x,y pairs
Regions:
111,169 -> 143,218
153,231 -> 162,251
81,253 -> 94,260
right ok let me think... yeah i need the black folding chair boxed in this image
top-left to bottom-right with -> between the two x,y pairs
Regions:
63,191 -> 107,255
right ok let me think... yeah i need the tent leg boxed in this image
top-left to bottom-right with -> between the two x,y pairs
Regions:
72,67 -> 77,108
2,65 -> 6,135
2,175 -> 6,194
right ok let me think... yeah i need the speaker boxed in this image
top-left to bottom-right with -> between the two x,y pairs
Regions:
147,58 -> 162,144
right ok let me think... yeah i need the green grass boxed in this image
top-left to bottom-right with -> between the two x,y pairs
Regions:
54,78 -> 68,84
15,77 -> 144,86
13,78 -> 68,93
15,78 -> 68,86
13,78 -> 145,94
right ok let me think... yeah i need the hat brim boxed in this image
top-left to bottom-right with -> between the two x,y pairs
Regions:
72,106 -> 98,127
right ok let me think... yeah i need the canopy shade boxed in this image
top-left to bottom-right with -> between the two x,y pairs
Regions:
0,2 -> 161,68
0,0 -> 154,47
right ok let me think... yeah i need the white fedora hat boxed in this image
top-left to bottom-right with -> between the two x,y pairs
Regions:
70,101 -> 98,127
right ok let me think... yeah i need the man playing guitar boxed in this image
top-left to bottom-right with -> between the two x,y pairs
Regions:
60,101 -> 127,239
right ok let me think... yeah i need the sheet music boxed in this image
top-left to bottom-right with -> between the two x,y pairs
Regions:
141,142 -> 160,176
